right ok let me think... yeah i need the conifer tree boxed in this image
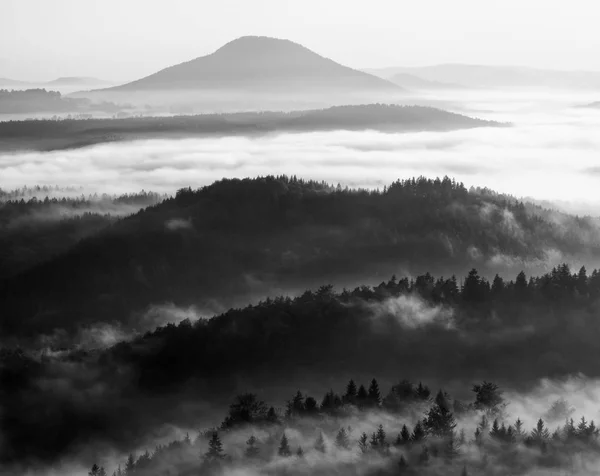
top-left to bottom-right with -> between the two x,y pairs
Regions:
204,432 -> 226,461
245,435 -> 260,458
376,424 -> 387,446
98,468 -> 107,476
357,385 -> 369,408
411,421 -> 426,443
314,431 -> 327,453
278,432 -> 292,457
89,464 -> 100,476
296,446 -> 304,457
124,454 -> 135,475
358,432 -> 369,453
335,427 -> 350,450
368,379 -> 382,407
398,424 -> 411,445
345,379 -> 358,403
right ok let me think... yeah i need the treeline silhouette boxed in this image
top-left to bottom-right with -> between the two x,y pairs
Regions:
0,105 -> 501,152
84,380 -> 600,476
5,265 -> 600,465
0,190 -> 165,280
1,175 -> 599,337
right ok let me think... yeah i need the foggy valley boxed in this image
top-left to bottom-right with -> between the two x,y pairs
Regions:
3,1 -> 600,475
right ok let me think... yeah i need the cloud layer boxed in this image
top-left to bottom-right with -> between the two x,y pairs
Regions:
1,90 -> 600,214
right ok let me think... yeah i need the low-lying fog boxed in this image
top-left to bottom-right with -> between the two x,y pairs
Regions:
2,89 -> 600,215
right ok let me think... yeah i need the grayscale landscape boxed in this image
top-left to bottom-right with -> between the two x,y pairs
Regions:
2,2 -> 600,476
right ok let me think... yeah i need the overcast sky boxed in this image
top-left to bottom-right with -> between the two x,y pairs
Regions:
2,0 -> 600,81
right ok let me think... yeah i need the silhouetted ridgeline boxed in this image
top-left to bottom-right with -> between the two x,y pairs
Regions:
0,176 -> 598,337
0,104 -> 503,152
3,266 -> 600,468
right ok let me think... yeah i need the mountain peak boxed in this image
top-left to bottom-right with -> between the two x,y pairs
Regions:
102,36 -> 401,94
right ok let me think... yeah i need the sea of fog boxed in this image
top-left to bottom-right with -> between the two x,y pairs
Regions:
2,89 -> 600,215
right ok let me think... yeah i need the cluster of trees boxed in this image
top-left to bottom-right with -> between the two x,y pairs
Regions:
4,175 -> 600,337
0,88 -> 122,115
90,379 -> 600,476
0,88 -> 89,114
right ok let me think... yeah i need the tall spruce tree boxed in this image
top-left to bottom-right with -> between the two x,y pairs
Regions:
335,428 -> 350,450
358,432 -> 369,453
204,432 -> 226,461
368,379 -> 382,407
278,432 -> 292,457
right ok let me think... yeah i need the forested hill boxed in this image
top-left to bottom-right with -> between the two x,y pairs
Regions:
0,105 -> 502,152
4,265 -> 600,466
1,176 -> 599,337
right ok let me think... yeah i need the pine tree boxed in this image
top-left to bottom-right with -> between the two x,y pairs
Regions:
335,427 -> 350,450
490,419 -> 501,440
461,464 -> 468,476
245,435 -> 260,458
278,432 -> 292,457
376,424 -> 387,447
345,379 -> 358,403
357,385 -> 369,408
89,464 -> 100,476
358,432 -> 369,453
98,468 -> 107,476
399,424 -> 411,445
411,421 -> 426,443
204,432 -> 225,461
424,393 -> 457,438
314,431 -> 327,453
531,418 -> 550,445
368,379 -> 382,407
124,454 -> 135,475
370,432 -> 380,450
514,418 -> 524,439
296,446 -> 304,457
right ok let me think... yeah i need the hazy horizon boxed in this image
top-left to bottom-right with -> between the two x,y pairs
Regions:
3,0 -> 600,81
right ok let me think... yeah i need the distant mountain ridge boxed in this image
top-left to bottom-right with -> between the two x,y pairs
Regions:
99,36 -> 401,93
366,64 -> 600,90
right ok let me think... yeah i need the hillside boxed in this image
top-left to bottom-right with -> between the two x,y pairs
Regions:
366,64 -> 600,90
1,176 -> 599,339
5,264 -> 600,467
101,36 -> 400,93
0,105 -> 502,152
387,73 -> 465,90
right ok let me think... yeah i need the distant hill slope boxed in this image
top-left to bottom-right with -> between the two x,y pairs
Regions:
1,176 -> 599,338
366,64 -> 600,90
0,104 -> 503,152
99,36 -> 400,93
387,73 -> 465,90
45,77 -> 114,87
0,77 -> 32,88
